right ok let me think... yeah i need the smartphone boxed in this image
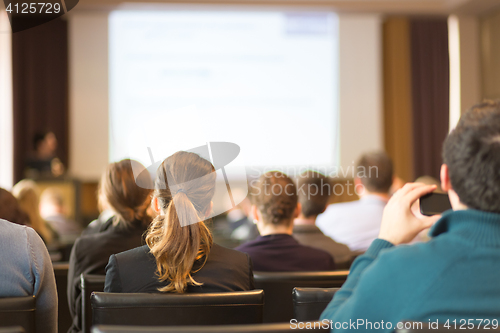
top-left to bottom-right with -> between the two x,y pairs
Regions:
419,192 -> 452,216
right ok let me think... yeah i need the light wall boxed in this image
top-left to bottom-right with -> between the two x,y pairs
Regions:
0,10 -> 13,189
338,14 -> 383,170
68,10 -> 384,180
481,9 -> 500,100
69,12 -> 109,181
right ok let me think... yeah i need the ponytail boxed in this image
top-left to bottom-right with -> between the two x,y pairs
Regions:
146,151 -> 216,293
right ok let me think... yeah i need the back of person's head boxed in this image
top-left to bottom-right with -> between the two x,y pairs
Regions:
146,151 -> 216,293
98,159 -> 152,227
415,175 -> 442,192
297,171 -> 331,218
40,187 -> 66,217
356,151 -> 394,194
443,101 -> 500,213
456,99 -> 500,129
0,188 -> 30,226
252,171 -> 298,227
33,132 -> 47,151
12,179 -> 53,243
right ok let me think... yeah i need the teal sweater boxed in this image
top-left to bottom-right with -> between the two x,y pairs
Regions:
320,209 -> 500,332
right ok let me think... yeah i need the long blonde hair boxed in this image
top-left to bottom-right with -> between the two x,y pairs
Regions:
98,159 -> 152,228
12,180 -> 54,244
146,151 -> 215,293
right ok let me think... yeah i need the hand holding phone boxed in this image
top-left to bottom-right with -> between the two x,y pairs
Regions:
378,183 -> 441,245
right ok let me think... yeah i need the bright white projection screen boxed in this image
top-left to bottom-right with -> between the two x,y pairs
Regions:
109,10 -> 339,173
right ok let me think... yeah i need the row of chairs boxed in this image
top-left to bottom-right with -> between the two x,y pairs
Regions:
82,271 -> 349,332
2,291 -> 499,333
0,272 -> 346,333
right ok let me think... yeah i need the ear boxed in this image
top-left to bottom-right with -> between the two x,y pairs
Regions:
204,201 -> 214,218
440,164 -> 452,192
354,177 -> 363,187
294,203 -> 301,219
251,205 -> 260,223
152,197 -> 161,214
354,177 -> 365,196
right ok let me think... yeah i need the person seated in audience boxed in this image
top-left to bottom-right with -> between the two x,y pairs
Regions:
227,190 -> 259,242
0,218 -> 58,332
40,187 -> 83,243
12,179 -> 59,246
316,151 -> 394,252
320,100 -> 500,331
293,171 -> 352,269
25,131 -> 64,178
235,171 -> 335,272
0,188 -> 30,226
67,159 -> 153,333
104,151 -> 254,293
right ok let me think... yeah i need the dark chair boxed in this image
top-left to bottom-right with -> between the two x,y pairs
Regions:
81,274 -> 106,333
53,262 -> 72,333
0,296 -> 35,333
91,290 -> 264,327
292,287 -> 339,322
253,270 -> 348,323
92,322 -> 329,333
0,328 -> 25,333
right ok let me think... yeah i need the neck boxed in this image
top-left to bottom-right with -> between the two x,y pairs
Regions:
258,221 -> 293,236
360,191 -> 390,201
294,215 -> 317,225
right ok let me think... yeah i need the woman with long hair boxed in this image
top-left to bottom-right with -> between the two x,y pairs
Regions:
12,180 -> 59,245
67,159 -> 153,333
104,151 -> 253,293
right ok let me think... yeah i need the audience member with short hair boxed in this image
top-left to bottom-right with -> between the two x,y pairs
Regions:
320,101 -> 500,331
104,151 -> 254,293
40,187 -> 83,243
235,171 -> 335,272
0,218 -> 58,332
67,159 -> 153,333
293,171 -> 352,268
12,179 -> 59,246
317,151 -> 394,252
0,188 -> 30,226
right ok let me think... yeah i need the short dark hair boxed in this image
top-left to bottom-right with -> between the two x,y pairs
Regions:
251,171 -> 297,226
356,151 -> 394,193
297,171 -> 331,218
443,102 -> 500,213
456,100 -> 500,129
33,132 -> 47,150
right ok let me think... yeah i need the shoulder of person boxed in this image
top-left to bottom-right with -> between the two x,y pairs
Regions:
114,244 -> 151,263
210,243 -> 251,263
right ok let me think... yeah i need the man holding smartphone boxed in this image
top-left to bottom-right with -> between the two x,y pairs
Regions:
320,100 -> 500,331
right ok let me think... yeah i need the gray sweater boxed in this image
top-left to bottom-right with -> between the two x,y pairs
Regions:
0,219 -> 57,332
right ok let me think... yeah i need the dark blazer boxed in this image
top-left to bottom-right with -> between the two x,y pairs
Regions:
235,233 -> 336,272
104,243 -> 254,293
67,217 -> 147,333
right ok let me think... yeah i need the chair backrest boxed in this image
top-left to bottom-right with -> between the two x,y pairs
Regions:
91,290 -> 264,327
53,262 -> 72,333
81,274 -> 106,333
292,287 -> 339,322
92,322 -> 329,333
0,296 -> 35,333
0,328 -> 25,333
253,270 -> 348,323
